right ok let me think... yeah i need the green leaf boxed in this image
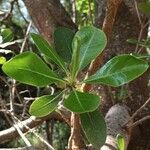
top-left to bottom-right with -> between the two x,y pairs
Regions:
116,134 -> 125,150
71,26 -> 107,75
1,28 -> 14,42
84,55 -> 149,87
64,90 -> 100,113
29,93 -> 62,117
54,27 -> 75,62
2,52 -> 64,87
0,56 -> 6,64
31,33 -> 67,73
138,2 -> 150,16
80,110 -> 107,149
70,36 -> 80,82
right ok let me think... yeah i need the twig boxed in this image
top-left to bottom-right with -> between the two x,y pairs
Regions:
134,0 -> 150,53
9,78 -> 32,146
0,94 -> 12,126
71,0 -> 76,23
123,97 -> 150,127
20,21 -> 32,53
13,119 -> 32,147
0,39 -> 23,48
14,116 -> 55,150
127,115 -> 150,129
9,80 -> 16,114
134,0 -> 142,26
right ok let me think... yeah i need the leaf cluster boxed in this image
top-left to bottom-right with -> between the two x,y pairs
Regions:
2,26 -> 149,149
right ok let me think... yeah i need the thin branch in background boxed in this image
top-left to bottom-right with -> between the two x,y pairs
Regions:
14,116 -> 56,150
9,78 -> 32,146
134,0 -> 150,53
8,23 -> 34,144
9,79 -> 16,114
21,97 -> 34,119
71,0 -> 76,23
0,94 -> 12,126
45,120 -> 53,146
20,21 -> 32,53
0,39 -> 23,48
128,115 -> 150,129
134,0 -> 142,25
12,116 -> 32,147
123,97 -> 150,127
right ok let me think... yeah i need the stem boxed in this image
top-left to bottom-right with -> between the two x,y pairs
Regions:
68,113 -> 85,150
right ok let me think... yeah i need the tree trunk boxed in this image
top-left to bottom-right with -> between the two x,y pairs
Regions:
95,0 -> 150,149
24,0 -> 77,43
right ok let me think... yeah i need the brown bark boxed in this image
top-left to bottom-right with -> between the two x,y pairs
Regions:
68,113 -> 85,150
24,0 -> 77,42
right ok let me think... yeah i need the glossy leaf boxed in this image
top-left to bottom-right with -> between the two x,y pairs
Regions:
70,36 -> 80,82
54,27 -> 75,62
138,2 -> 150,16
2,52 -> 64,87
84,55 -> 149,87
0,56 -> 6,64
1,28 -> 14,42
64,90 -> 100,113
29,93 -> 61,117
80,110 -> 107,149
31,33 -> 67,72
117,134 -> 125,150
71,26 -> 107,74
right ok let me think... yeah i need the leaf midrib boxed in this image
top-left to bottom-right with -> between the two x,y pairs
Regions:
31,92 -> 62,113
37,36 -> 66,71
88,64 -> 147,81
18,68 -> 64,83
79,29 -> 96,70
74,91 -> 87,112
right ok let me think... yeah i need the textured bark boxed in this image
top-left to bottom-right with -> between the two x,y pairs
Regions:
95,0 -> 150,149
101,104 -> 132,150
24,0 -> 77,42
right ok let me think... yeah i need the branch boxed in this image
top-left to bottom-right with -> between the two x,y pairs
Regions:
124,97 -> 150,127
0,112 -> 63,144
101,104 -> 132,150
128,115 -> 150,129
